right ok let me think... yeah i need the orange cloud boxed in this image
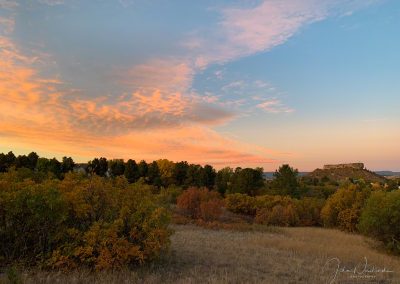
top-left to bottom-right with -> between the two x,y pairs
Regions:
120,58 -> 194,93
0,33 -> 284,169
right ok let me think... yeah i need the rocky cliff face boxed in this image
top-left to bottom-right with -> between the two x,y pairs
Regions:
323,163 -> 364,170
308,163 -> 386,183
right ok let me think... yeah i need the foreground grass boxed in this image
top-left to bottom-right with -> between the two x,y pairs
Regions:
2,225 -> 400,283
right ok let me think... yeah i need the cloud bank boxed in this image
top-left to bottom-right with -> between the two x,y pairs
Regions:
0,0 -> 378,167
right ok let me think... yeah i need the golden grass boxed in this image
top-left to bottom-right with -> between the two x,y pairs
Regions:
2,225 -> 400,283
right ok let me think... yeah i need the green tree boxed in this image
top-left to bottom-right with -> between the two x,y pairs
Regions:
15,155 -> 30,169
173,161 -> 189,186
0,151 -> 16,172
229,167 -> 264,196
61,156 -> 75,173
202,164 -> 216,189
272,164 -> 300,198
124,159 -> 139,183
27,152 -> 39,170
108,159 -> 125,177
147,161 -> 161,186
185,164 -> 202,187
87,157 -> 108,176
48,158 -> 62,178
36,157 -> 62,178
138,160 -> 148,179
215,167 -> 233,195
36,157 -> 50,173
358,190 -> 400,253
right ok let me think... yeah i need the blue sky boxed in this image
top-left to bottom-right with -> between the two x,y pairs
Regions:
0,0 -> 399,170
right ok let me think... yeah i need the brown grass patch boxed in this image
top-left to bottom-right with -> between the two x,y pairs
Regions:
2,225 -> 399,283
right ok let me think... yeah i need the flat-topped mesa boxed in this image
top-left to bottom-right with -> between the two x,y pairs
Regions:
323,163 -> 364,170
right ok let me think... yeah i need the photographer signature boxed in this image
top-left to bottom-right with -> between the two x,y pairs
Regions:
322,257 -> 394,284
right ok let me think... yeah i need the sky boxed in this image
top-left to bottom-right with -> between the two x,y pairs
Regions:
0,0 -> 399,171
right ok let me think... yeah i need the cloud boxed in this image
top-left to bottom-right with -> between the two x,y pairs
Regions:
0,33 -> 262,167
0,0 -> 379,168
0,17 -> 14,34
184,0 -> 379,67
37,0 -> 64,5
0,0 -> 18,9
257,99 -> 294,113
120,59 -> 194,93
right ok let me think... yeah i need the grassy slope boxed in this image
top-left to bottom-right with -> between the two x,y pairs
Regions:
6,225 -> 400,283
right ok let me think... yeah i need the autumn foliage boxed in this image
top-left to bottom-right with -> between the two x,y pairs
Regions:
358,190 -> 400,253
320,184 -> 370,232
176,188 -> 224,221
225,193 -> 323,227
0,172 -> 171,270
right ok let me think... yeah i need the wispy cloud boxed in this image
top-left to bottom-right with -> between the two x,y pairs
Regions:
184,0 -> 380,68
0,0 -> 380,167
256,99 -> 294,113
0,0 -> 18,9
0,30 -> 264,166
37,0 -> 64,5
120,59 -> 194,93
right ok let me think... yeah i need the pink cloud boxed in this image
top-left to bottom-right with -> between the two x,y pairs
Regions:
120,58 -> 194,93
256,99 -> 294,114
0,32 -> 282,168
184,0 -> 378,68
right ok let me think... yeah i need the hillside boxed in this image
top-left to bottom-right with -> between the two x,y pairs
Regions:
307,165 -> 387,184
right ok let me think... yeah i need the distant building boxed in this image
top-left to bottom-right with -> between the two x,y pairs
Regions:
323,163 -> 364,170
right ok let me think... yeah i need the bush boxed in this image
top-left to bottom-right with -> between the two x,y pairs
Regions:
199,199 -> 224,221
295,197 -> 325,226
0,172 -> 171,270
358,190 -> 400,253
226,193 -> 304,227
176,188 -> 223,221
320,184 -> 370,232
225,193 -> 257,215
158,185 -> 183,206
255,204 -> 299,226
255,195 -> 294,211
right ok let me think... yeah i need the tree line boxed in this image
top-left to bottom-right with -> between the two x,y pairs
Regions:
0,151 -> 269,195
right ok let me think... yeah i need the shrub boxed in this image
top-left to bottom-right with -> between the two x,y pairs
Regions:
320,184 -> 370,232
226,194 -> 327,228
0,172 -> 171,270
295,197 -> 325,226
255,195 -> 294,211
254,208 -> 270,224
199,199 -> 224,221
176,188 -> 223,221
225,193 -> 257,215
255,204 -> 299,226
358,190 -> 400,253
158,185 -> 183,206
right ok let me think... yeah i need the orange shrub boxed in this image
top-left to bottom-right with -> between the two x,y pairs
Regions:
337,208 -> 360,232
200,199 -> 224,221
0,172 -> 171,270
255,204 -> 299,226
225,193 -> 257,215
321,184 -> 370,231
177,188 -> 223,221
254,208 -> 270,224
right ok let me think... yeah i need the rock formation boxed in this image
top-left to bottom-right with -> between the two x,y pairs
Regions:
323,163 -> 364,170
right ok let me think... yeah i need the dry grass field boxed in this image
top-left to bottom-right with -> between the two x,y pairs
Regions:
3,225 -> 400,284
